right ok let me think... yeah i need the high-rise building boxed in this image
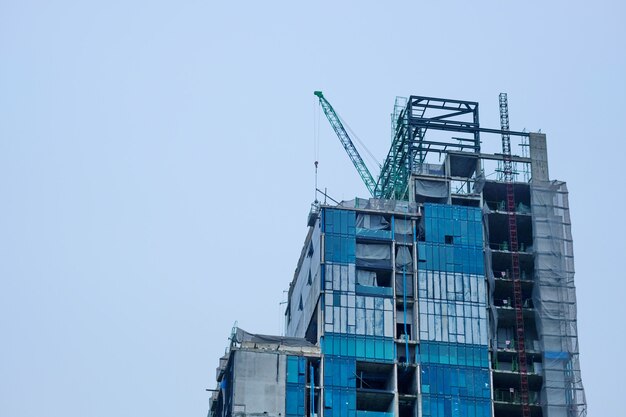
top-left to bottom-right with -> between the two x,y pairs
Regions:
208,94 -> 586,417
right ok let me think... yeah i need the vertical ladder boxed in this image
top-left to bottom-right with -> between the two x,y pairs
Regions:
500,93 -> 531,417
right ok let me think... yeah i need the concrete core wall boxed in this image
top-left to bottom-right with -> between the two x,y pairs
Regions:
529,133 -> 549,181
232,349 -> 287,417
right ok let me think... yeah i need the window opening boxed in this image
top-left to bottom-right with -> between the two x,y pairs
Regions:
305,359 -> 321,417
356,269 -> 392,288
397,366 -> 417,395
396,323 -> 412,340
356,362 -> 394,412
399,400 -> 416,417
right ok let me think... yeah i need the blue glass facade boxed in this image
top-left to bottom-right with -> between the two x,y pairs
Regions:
324,209 -> 356,264
322,208 -> 399,416
418,204 -> 491,417
323,356 -> 356,417
285,204 -> 492,417
286,356 -> 308,417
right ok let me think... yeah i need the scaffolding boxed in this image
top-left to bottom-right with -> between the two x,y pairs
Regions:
531,181 -> 586,417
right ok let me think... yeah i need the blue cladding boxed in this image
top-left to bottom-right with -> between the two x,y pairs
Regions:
324,209 -> 356,235
421,204 -> 484,274
286,384 -> 305,416
419,204 -> 492,417
421,394 -> 491,417
317,204 -> 492,417
355,228 -> 392,240
355,284 -> 393,297
324,388 -> 356,417
420,358 -> 491,417
420,364 -> 490,398
424,204 -> 483,248
322,334 -> 395,362
419,342 -> 489,368
326,234 -> 356,263
286,356 -> 307,417
356,412 -> 393,417
324,356 -> 356,417
417,270 -> 488,345
286,355 -> 307,384
325,209 -> 356,263
419,342 -> 491,405
418,242 -> 484,275
423,204 -> 482,246
323,356 -> 356,387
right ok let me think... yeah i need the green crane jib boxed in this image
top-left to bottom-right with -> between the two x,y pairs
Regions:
377,106 -> 412,201
314,91 -> 378,196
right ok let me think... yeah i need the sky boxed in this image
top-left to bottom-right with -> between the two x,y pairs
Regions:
0,1 -> 624,416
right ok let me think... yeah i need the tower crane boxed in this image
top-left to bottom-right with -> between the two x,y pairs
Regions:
314,91 -> 378,197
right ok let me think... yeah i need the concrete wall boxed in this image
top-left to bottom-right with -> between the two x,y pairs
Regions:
529,133 -> 549,181
232,349 -> 287,417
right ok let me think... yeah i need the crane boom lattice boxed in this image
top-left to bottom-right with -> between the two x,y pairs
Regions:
314,91 -> 377,196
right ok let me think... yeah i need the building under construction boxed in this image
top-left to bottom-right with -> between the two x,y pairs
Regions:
207,93 -> 586,417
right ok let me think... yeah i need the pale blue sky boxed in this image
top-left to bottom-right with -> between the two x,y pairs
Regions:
1,1 -> 624,416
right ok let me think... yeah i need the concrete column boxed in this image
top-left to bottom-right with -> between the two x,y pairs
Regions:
529,133 -> 549,181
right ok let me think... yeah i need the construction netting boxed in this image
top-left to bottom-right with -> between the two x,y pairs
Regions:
338,198 -> 418,213
531,181 -> 586,417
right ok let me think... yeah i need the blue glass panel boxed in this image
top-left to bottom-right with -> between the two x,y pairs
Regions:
365,339 -> 375,358
459,221 -> 468,245
332,336 -> 340,356
286,356 -> 299,384
347,337 -> 355,356
356,228 -> 392,240
444,398 -> 451,416
355,285 -> 393,297
418,242 -> 426,262
426,217 -> 433,242
385,340 -> 396,361
286,384 -> 301,414
355,338 -> 365,358
453,218 -> 461,238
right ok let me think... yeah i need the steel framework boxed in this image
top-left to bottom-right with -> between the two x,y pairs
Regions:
316,92 -> 530,201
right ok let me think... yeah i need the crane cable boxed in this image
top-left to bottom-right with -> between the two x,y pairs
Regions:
313,97 -> 321,202
314,96 -> 321,161
338,114 -> 381,170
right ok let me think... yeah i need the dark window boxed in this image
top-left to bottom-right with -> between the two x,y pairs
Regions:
396,323 -> 412,339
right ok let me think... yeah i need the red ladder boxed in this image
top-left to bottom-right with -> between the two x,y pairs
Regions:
506,181 -> 531,417
499,93 -> 531,417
